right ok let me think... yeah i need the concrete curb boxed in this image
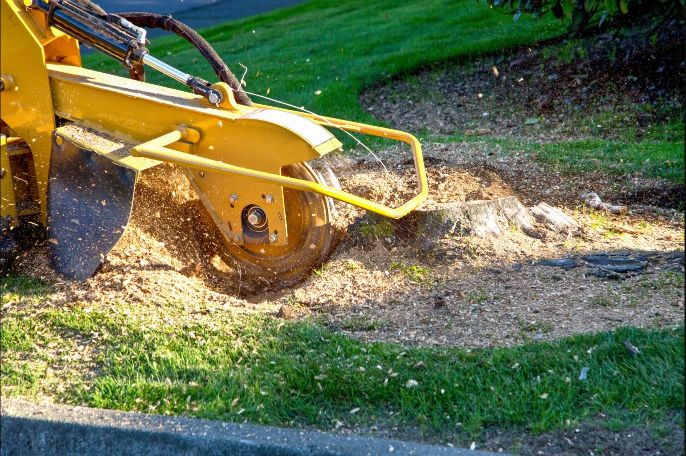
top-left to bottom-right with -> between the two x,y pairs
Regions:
1,399 -> 502,456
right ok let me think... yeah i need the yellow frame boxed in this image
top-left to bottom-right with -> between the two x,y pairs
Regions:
131,119 -> 428,220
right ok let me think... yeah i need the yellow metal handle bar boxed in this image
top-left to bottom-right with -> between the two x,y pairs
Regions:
131,123 -> 428,220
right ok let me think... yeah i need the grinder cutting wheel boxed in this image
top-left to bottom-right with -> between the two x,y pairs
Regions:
0,0 -> 428,287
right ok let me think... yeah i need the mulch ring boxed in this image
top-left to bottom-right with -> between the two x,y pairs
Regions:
360,22 -> 684,140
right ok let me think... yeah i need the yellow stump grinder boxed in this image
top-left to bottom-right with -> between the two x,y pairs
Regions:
1,0 -> 427,286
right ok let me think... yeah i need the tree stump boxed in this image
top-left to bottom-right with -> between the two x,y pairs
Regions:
353,197 -> 579,250
530,202 -> 580,233
406,196 -> 539,250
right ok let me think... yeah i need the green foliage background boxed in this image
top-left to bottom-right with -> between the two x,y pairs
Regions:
486,0 -> 684,33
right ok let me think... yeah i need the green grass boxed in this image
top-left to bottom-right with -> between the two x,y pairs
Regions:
84,0 -> 563,127
390,260 -> 432,284
356,216 -> 395,239
341,315 -> 384,332
0,276 -> 52,303
2,300 -> 683,440
438,135 -> 685,184
75,323 -> 686,435
535,139 -> 684,184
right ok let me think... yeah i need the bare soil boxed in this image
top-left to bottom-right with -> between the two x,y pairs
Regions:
477,414 -> 685,456
12,141 -> 684,351
345,413 -> 685,456
360,22 -> 684,141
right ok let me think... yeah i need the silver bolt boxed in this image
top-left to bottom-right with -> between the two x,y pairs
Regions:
229,194 -> 238,204
233,233 -> 242,242
264,194 -> 274,204
199,171 -> 205,177
269,233 -> 278,243
207,90 -> 222,105
247,212 -> 260,226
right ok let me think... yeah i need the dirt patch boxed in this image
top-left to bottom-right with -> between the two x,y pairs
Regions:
14,164 -> 257,309
361,23 -> 684,140
300,246 -> 683,347
620,185 -> 686,211
329,141 -> 682,215
11,140 -> 684,350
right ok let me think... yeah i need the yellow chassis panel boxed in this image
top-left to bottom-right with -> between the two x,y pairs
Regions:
1,0 -> 81,225
0,135 -> 18,225
132,124 -> 428,220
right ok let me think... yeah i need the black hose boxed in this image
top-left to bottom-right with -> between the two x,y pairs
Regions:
118,12 -> 251,106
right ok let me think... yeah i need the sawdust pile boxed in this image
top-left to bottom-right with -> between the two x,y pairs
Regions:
16,165 -> 249,307
103,164 -> 273,297
15,148 -> 520,304
313,149 -> 517,232
333,158 -> 514,209
113,165 -> 206,270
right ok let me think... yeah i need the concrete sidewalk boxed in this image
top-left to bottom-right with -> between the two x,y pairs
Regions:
1,399 -> 502,456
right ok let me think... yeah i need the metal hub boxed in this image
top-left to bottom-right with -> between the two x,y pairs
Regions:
242,205 -> 268,232
210,163 -> 337,289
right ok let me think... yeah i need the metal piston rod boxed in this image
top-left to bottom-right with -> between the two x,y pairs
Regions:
141,54 -> 223,104
29,0 -> 223,104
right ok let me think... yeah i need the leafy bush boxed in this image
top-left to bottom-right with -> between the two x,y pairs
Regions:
486,0 -> 684,34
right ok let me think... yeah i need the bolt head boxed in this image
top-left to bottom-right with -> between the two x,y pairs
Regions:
207,91 -> 222,104
233,233 -> 242,242
229,194 -> 238,204
269,233 -> 278,243
264,194 -> 274,204
247,212 -> 260,226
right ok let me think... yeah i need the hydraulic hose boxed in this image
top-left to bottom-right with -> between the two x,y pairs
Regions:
119,13 -> 251,106
68,0 -> 251,105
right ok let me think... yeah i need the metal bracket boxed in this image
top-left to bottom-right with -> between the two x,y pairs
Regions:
131,118 -> 429,220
